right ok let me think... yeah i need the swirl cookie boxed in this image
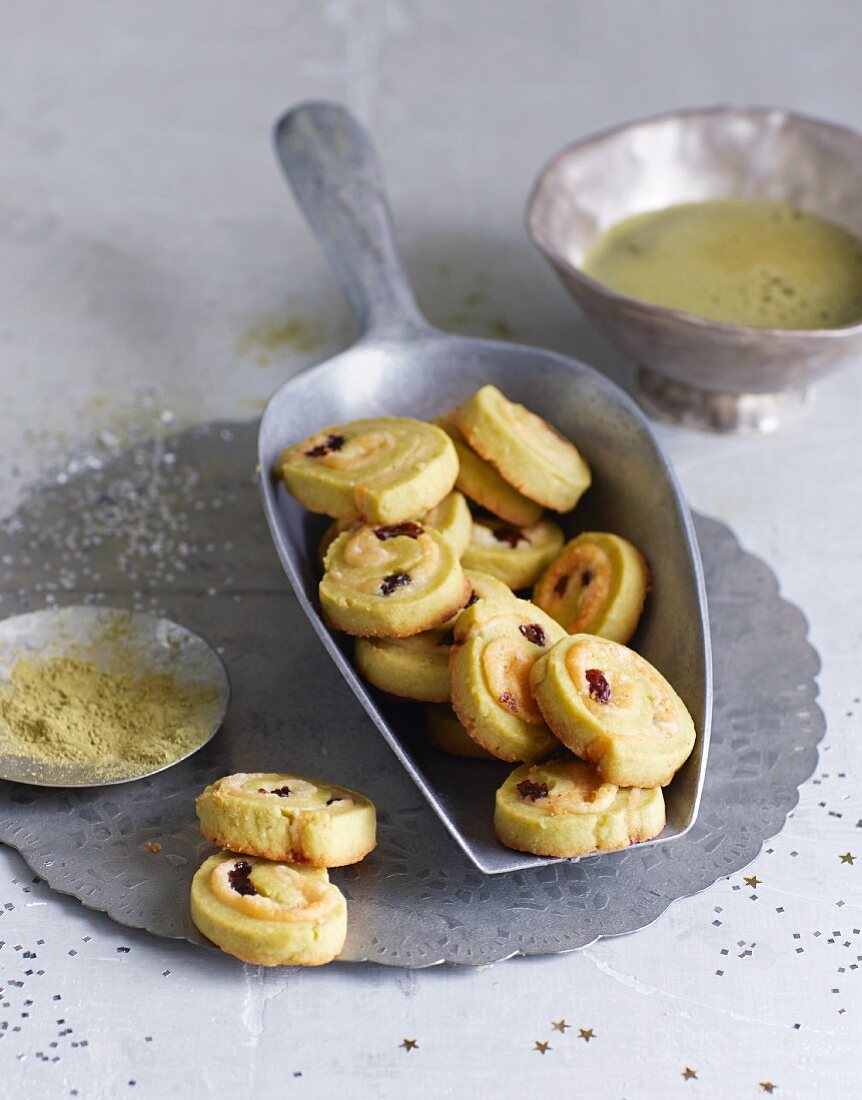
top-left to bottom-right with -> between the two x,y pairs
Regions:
463,568 -> 520,605
318,515 -> 356,569
355,620 -> 453,703
422,490 -> 472,558
354,569 -> 515,702
196,773 -> 377,867
450,597 -> 566,763
321,523 -> 470,637
276,417 -> 458,524
454,385 -> 591,512
530,635 -> 696,788
435,411 -> 543,527
426,705 -> 495,759
462,515 -> 564,590
318,490 -> 471,568
190,852 -> 347,966
494,758 -> 666,857
533,532 -> 650,643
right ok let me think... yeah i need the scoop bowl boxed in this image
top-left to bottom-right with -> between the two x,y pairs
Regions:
259,102 -> 712,874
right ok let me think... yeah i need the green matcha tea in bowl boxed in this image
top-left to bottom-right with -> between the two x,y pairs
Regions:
527,106 -> 862,431
583,199 -> 862,331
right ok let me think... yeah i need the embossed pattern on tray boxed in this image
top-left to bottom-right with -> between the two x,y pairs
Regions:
0,422 -> 823,966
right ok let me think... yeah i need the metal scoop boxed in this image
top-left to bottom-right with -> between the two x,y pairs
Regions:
259,102 -> 711,874
0,606 -> 230,787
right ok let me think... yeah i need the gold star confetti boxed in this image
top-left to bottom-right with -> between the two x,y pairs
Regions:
744,875 -> 761,888
840,852 -> 856,865
534,1041 -> 551,1054
400,1039 -> 418,1052
682,1067 -> 698,1081
551,1020 -> 570,1033
759,1083 -> 776,1094
578,1028 -> 596,1041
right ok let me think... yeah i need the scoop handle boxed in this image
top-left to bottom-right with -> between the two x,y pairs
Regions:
274,102 -> 427,338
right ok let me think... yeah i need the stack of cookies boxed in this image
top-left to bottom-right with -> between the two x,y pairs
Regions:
274,384 -> 696,860
190,773 -> 376,965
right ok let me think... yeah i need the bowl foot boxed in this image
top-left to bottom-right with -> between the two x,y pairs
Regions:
636,367 -> 811,433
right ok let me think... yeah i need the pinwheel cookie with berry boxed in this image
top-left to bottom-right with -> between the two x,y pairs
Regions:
494,758 -> 665,857
462,515 -> 564,590
275,416 -> 457,524
196,773 -> 376,867
450,597 -> 566,763
190,852 -> 347,967
533,531 -> 650,643
530,635 -> 696,788
320,523 -> 470,637
318,489 -> 472,568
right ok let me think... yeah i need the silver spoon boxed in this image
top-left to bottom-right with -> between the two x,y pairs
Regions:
0,606 -> 230,787
259,102 -> 711,874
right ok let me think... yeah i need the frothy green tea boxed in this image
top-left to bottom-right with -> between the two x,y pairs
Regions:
583,199 -> 862,329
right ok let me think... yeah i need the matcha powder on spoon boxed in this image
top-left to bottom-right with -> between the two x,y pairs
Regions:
0,653 -> 220,779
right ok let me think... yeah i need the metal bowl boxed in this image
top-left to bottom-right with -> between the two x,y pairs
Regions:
527,106 -> 862,431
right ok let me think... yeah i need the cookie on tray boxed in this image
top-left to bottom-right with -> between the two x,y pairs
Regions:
318,515 -> 356,569
355,621 -> 453,703
533,531 -> 650,643
426,705 -> 495,759
320,523 -> 470,637
450,597 -> 566,763
353,569 -> 516,702
275,416 -> 458,525
530,635 -> 696,788
190,852 -> 347,966
196,773 -> 377,866
320,489 -> 472,569
462,514 -> 564,590
494,758 -> 666,857
454,385 -> 591,512
435,410 -> 543,527
421,490 -> 472,558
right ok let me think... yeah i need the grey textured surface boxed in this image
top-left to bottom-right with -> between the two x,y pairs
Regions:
262,103 -> 710,872
0,421 -> 822,966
